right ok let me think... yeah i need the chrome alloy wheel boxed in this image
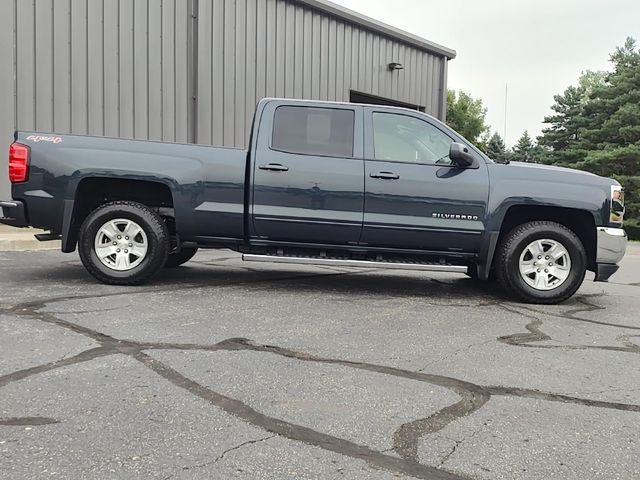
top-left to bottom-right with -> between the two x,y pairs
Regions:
518,239 -> 571,291
94,219 -> 148,271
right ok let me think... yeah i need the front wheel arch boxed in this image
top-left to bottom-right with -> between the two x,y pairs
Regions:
484,205 -> 597,278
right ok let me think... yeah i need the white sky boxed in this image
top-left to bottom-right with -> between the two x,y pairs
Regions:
331,0 -> 640,147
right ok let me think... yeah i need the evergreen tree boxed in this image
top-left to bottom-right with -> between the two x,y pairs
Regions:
536,38 -> 640,238
575,37 -> 640,177
512,131 -> 535,162
537,71 -> 606,166
537,85 -> 587,165
486,132 -> 507,162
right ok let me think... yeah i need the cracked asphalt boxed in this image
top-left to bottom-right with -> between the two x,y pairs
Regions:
1,243 -> 639,480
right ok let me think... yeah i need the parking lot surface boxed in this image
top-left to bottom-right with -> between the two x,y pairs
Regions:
1,244 -> 640,480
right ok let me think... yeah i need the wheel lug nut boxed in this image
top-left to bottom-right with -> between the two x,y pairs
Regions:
545,256 -> 549,260
124,249 -> 128,253
112,241 -> 117,245
116,248 -> 121,252
545,269 -> 549,273
128,243 -> 133,247
125,236 -> 129,240
537,255 -> 542,259
533,262 -> 537,266
549,262 -> 553,266
117,235 -> 122,239
537,269 -> 541,272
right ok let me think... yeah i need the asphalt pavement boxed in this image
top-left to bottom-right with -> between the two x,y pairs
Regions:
1,244 -> 639,479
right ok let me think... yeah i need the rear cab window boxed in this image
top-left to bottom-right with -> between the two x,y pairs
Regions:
272,106 -> 355,158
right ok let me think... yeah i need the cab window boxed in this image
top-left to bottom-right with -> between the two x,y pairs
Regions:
272,106 -> 355,158
372,112 -> 454,165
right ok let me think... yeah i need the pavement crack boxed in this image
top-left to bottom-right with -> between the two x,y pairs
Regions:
132,350 -> 467,480
497,302 -> 640,354
218,339 -> 491,466
438,440 -> 462,468
210,434 -> 275,465
392,393 -> 488,463
3,288 -> 640,480
520,294 -> 640,331
486,385 -> 640,412
0,416 -> 59,426
169,434 -> 276,476
437,429 -> 482,469
0,346 -> 113,388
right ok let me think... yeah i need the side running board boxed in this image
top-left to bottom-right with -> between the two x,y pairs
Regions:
241,254 -> 468,274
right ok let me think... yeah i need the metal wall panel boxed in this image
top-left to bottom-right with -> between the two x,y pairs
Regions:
0,0 -> 450,199
1,0 -> 192,198
0,0 -> 15,199
195,0 -> 448,149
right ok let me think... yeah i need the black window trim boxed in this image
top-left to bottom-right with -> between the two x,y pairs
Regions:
369,109 -> 458,167
269,105 -> 358,160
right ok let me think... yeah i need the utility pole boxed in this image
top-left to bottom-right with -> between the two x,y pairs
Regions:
504,83 -> 508,143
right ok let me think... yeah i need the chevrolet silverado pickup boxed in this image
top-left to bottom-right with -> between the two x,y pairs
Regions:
0,99 -> 627,303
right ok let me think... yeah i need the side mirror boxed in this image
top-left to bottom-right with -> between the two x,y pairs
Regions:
449,142 -> 477,168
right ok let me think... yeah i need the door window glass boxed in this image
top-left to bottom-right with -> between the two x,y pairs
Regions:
272,106 -> 354,158
372,112 -> 454,165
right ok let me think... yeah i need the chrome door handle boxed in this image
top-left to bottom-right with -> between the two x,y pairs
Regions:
259,163 -> 289,172
370,171 -> 399,180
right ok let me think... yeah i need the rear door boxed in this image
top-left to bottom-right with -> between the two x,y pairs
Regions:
361,107 -> 489,253
251,102 -> 365,245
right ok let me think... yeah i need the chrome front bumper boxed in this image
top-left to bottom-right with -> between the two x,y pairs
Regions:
596,227 -> 627,264
593,227 -> 626,282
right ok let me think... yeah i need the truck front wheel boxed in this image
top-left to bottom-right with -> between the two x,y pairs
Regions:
78,201 -> 170,285
496,221 -> 586,304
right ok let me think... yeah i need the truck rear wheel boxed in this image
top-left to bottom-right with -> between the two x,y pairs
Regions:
496,221 -> 586,304
165,247 -> 198,268
78,201 -> 170,285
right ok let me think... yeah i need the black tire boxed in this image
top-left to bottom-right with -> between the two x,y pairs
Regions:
496,221 -> 587,304
78,201 -> 170,285
165,247 -> 198,268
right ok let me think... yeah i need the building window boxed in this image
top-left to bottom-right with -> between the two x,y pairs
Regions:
372,112 -> 453,165
272,106 -> 355,158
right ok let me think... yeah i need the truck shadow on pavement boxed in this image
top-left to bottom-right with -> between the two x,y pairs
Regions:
1,269 -> 640,479
56,256 -> 508,304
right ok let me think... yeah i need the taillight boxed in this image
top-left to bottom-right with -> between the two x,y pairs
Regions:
9,143 -> 29,183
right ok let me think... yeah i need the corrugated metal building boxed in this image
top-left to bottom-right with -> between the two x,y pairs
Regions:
0,0 -> 455,198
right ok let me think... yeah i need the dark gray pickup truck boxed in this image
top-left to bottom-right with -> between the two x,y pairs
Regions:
1,99 -> 627,303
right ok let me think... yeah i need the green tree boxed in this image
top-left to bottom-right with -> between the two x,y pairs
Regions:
537,70 -> 606,166
512,131 -> 535,162
486,131 -> 507,162
576,38 -> 640,172
537,37 -> 640,238
446,90 -> 489,146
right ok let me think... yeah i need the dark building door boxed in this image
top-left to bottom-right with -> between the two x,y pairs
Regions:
350,90 -> 425,112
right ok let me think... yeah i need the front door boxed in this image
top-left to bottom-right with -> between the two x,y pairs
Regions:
251,102 -> 365,245
361,107 -> 489,253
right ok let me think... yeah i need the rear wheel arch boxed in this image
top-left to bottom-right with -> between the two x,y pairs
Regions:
64,177 -> 175,252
